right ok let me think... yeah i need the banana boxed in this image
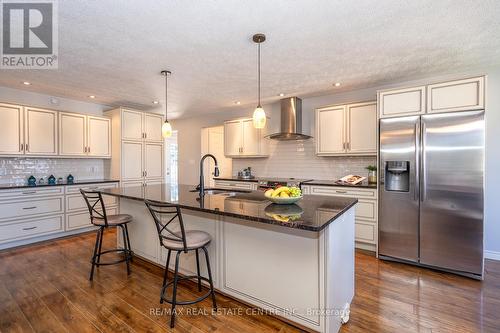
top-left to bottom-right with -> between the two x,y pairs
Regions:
265,189 -> 274,197
280,192 -> 289,198
271,186 -> 290,197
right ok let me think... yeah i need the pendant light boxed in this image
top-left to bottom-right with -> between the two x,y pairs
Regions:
161,70 -> 173,138
252,33 -> 266,129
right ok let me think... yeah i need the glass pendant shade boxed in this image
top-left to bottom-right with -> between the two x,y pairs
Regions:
162,121 -> 172,138
253,106 -> 266,128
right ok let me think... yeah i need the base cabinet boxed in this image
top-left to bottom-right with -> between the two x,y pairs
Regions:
302,184 -> 378,251
0,181 -> 118,249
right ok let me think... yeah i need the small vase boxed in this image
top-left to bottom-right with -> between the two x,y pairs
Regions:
368,170 -> 377,184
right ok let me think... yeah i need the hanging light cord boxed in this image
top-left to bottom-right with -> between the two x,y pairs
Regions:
164,74 -> 168,122
257,41 -> 261,108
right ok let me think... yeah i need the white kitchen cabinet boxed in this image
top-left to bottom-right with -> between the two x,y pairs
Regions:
427,76 -> 485,113
144,113 -> 164,142
59,112 -> 111,158
59,112 -> 87,156
378,86 -> 426,118
224,118 -> 269,158
24,107 -> 58,155
0,103 -> 24,155
87,116 -> 111,157
223,120 -> 242,156
105,107 -> 165,185
347,102 -> 377,154
144,143 -> 163,179
302,184 -> 378,252
316,105 -> 345,155
121,109 -> 144,141
122,141 -> 144,181
316,102 -> 376,156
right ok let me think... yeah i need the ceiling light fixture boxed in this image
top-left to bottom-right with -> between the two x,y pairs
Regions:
278,93 -> 285,97
252,33 -> 266,129
88,95 -> 96,99
234,101 -> 241,105
161,70 -> 173,138
22,81 -> 31,85
152,100 -> 159,104
334,82 -> 341,87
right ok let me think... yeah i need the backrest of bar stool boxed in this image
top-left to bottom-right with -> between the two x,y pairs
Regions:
144,200 -> 188,252
80,189 -> 108,227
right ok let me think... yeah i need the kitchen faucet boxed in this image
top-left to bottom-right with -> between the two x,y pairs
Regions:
198,154 -> 219,196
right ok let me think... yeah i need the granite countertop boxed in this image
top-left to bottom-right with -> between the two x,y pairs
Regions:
303,179 -> 377,189
100,183 -> 357,232
0,179 -> 119,190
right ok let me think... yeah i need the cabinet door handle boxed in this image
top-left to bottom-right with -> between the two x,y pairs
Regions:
25,143 -> 29,151
22,206 -> 37,210
22,226 -> 37,231
335,190 -> 347,194
20,143 -> 24,151
144,170 -> 147,177
87,146 -> 90,153
144,133 -> 147,139
347,142 -> 350,150
22,191 -> 36,195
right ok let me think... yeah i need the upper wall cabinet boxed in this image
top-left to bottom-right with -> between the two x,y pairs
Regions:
24,107 -> 58,155
316,101 -> 377,156
224,118 -> 269,158
378,76 -> 485,118
59,112 -> 111,158
427,76 -> 484,113
378,86 -> 426,118
121,108 -> 163,142
0,103 -> 25,155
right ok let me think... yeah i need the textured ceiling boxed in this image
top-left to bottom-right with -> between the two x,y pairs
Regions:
1,0 -> 499,118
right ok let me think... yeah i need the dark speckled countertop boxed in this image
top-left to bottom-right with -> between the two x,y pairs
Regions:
100,183 -> 357,232
0,179 -> 119,190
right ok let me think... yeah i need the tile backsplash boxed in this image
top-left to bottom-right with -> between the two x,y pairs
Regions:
0,158 -> 106,184
232,139 -> 377,180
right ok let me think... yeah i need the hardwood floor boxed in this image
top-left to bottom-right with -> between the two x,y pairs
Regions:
0,231 -> 499,333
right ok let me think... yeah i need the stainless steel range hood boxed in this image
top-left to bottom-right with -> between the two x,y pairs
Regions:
267,97 -> 312,140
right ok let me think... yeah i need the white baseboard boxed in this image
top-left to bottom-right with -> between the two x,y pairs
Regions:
485,250 -> 500,261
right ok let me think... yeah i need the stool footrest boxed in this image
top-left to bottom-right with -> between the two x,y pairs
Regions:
160,275 -> 213,305
92,248 -> 134,266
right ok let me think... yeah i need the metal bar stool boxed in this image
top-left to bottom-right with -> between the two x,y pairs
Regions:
144,200 -> 217,328
81,189 -> 133,281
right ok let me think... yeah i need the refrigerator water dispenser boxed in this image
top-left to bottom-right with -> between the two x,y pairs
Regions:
385,161 -> 409,192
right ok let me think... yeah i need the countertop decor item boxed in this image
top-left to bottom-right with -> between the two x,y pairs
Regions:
48,175 -> 56,185
366,165 -> 377,184
57,177 -> 63,184
264,186 -> 303,205
160,70 -> 173,138
38,177 -> 45,185
67,174 -> 74,183
252,33 -> 267,129
28,175 -> 36,186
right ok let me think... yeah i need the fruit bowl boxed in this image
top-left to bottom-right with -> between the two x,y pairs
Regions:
266,195 -> 303,205
264,186 -> 303,205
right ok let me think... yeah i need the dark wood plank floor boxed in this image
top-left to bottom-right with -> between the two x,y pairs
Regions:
0,230 -> 499,333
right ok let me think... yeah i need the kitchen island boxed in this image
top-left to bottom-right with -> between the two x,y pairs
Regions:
100,184 -> 357,333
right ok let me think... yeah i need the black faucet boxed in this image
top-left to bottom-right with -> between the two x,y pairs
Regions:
198,154 -> 219,196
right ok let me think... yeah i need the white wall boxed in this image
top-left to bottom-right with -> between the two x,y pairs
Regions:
0,85 -> 109,115
172,67 -> 500,256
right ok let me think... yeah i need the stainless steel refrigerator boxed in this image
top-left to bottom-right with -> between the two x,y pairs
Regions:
379,110 -> 484,279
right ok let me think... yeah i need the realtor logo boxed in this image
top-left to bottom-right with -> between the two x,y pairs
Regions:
1,0 -> 58,69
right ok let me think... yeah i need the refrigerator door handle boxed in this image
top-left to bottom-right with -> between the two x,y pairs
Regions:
414,121 -> 420,201
421,121 -> 427,202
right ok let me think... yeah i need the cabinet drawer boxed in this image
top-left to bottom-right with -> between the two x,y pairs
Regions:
0,197 -> 64,220
66,193 -> 118,212
427,76 -> 484,113
0,215 -> 64,244
308,185 -> 377,199
355,222 -> 376,244
355,199 -> 377,221
66,207 -> 117,231
214,180 -> 255,190
0,186 -> 64,200
65,182 -> 118,194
